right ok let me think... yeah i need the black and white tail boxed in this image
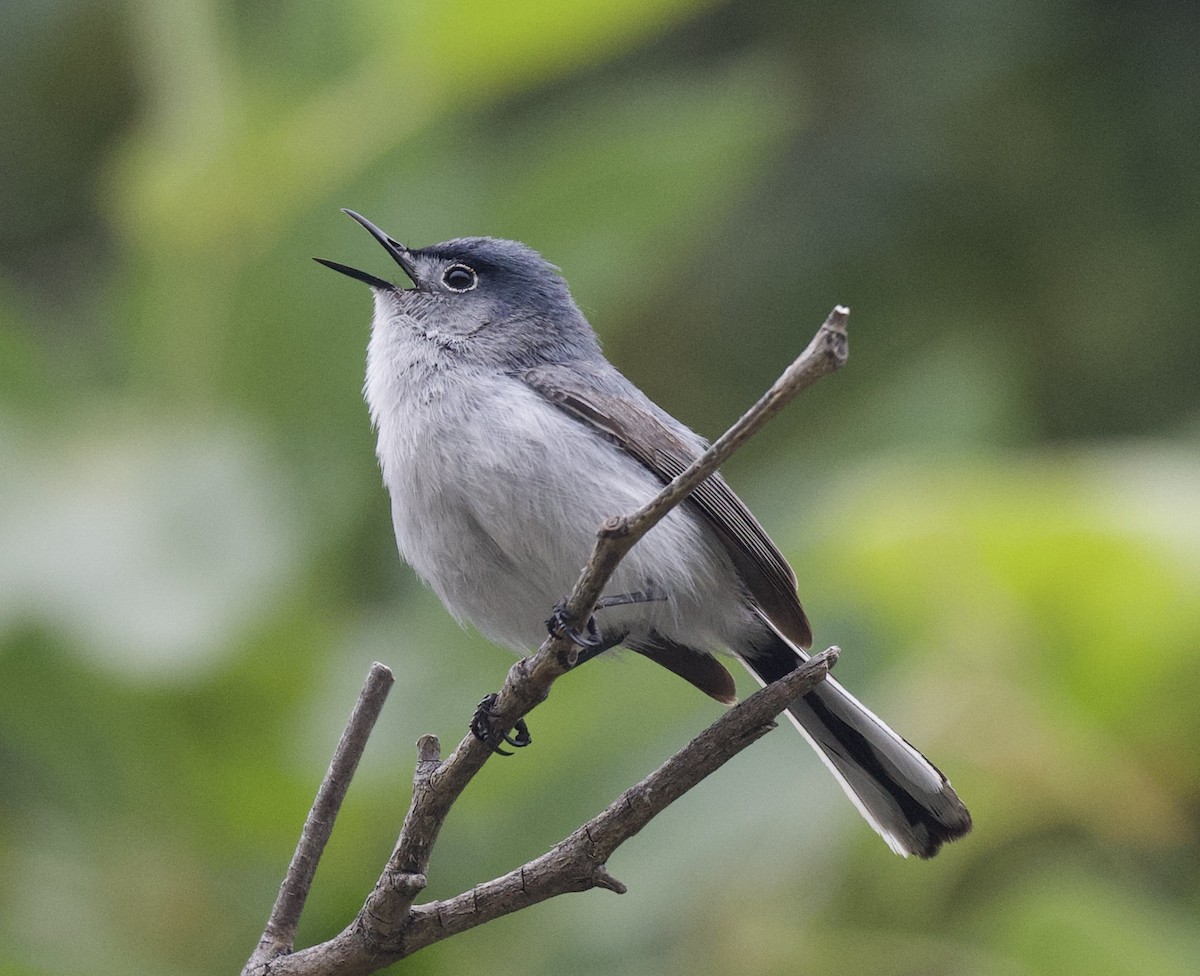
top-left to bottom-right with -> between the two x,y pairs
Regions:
741,623 -> 971,858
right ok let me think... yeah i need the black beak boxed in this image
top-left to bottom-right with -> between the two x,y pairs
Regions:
314,209 -> 419,289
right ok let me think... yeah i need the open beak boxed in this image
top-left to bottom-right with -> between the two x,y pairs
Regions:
314,209 -> 419,289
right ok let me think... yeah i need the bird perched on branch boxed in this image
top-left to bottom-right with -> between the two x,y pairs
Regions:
318,212 -> 971,858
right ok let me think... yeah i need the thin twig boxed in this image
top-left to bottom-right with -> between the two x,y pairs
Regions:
243,662 -> 394,973
567,304 -> 850,623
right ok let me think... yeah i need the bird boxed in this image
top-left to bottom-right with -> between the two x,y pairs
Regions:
316,210 -> 971,858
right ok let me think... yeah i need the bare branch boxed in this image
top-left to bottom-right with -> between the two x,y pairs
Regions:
401,647 -> 839,952
627,304 -> 848,534
357,734 -> 444,945
244,308 -> 850,976
258,650 -> 838,974
243,662 -> 394,973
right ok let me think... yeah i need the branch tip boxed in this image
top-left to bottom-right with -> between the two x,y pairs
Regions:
368,661 -> 395,684
416,734 -> 441,764
593,866 -> 628,894
816,645 -> 840,669
821,306 -> 849,339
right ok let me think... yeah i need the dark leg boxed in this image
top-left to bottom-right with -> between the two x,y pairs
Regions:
546,603 -> 603,648
595,586 -> 667,610
470,693 -> 531,757
489,588 -> 666,755
571,629 -> 628,667
546,585 -> 667,649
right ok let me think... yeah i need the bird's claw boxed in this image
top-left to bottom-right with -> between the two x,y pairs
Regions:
470,693 -> 531,756
546,602 -> 603,648
546,587 -> 667,649
502,722 -> 532,750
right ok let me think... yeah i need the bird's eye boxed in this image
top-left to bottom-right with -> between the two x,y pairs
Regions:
442,264 -> 478,292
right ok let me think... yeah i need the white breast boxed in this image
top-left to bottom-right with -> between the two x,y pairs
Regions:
365,316 -> 756,654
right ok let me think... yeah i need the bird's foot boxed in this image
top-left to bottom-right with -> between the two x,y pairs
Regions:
546,603 -> 603,648
546,587 -> 667,650
470,693 -> 531,756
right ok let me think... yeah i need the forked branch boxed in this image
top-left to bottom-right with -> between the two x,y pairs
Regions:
242,307 -> 850,976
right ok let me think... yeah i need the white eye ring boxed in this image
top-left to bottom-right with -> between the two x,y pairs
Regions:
442,264 -> 478,292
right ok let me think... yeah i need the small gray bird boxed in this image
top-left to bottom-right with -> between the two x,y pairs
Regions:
317,211 -> 971,858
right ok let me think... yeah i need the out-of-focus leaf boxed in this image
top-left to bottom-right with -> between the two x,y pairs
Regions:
0,409 -> 301,680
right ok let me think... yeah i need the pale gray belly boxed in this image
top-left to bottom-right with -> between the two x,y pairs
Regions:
381,379 -> 757,652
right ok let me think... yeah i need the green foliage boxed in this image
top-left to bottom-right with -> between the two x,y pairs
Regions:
2,2 -> 1197,974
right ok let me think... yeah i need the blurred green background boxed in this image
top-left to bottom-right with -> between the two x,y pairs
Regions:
2,1 -> 1198,974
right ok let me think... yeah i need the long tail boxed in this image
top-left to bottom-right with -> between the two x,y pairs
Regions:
740,625 -> 971,858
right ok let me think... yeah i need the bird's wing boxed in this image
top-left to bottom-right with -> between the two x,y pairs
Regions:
521,364 -> 812,649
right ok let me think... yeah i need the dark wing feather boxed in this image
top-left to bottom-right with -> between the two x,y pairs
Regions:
521,365 -> 812,649
626,631 -> 738,704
